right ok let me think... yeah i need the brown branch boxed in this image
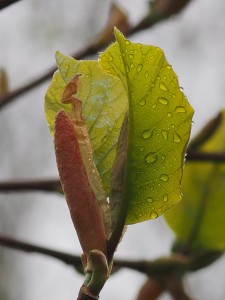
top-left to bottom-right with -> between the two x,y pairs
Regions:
166,275 -> 192,300
0,0 -> 193,110
186,151 -> 225,162
0,0 -> 20,10
0,234 -> 82,270
1,150 -> 225,194
0,178 -> 62,193
0,234 -> 191,278
0,234 -> 148,274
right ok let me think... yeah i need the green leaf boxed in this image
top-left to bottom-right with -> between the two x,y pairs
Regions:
165,110 -> 225,251
45,51 -> 128,196
100,28 -> 194,224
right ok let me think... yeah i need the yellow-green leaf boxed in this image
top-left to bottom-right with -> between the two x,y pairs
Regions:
100,29 -> 194,224
165,110 -> 225,251
45,51 -> 128,196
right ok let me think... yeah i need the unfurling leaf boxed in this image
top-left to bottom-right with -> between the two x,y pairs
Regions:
100,28 -> 194,224
45,28 -> 193,258
45,51 -> 128,197
54,109 -> 107,256
165,110 -> 225,252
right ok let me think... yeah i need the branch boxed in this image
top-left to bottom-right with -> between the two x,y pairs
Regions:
1,150 -> 225,194
0,234 -> 190,277
0,0 -> 192,110
166,275 -> 192,300
0,178 -> 62,193
0,234 -> 147,273
186,151 -> 225,162
0,234 -> 82,270
0,0 -> 20,10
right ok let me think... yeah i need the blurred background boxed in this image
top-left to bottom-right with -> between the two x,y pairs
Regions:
0,0 -> 225,299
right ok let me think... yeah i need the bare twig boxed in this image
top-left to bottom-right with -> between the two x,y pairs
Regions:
0,235 -> 82,269
1,151 -> 225,194
0,0 -> 193,110
166,275 -> 192,300
0,0 -> 20,10
0,235 -> 191,277
0,234 -> 148,273
0,178 -> 62,193
186,151 -> 225,163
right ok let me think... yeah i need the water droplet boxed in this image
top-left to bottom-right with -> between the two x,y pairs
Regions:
129,54 -> 134,59
139,99 -> 146,106
161,130 -> 168,140
142,130 -> 152,139
152,104 -> 157,109
167,65 -> 172,70
158,207 -> 162,212
160,174 -> 169,182
163,194 -> 168,202
147,197 -> 154,203
130,63 -> 135,68
125,40 -> 130,45
163,75 -> 167,80
137,64 -> 143,72
161,155 -> 166,160
158,97 -> 168,105
139,147 -> 145,152
145,152 -> 157,163
145,71 -> 149,78
159,82 -> 168,91
126,66 -> 130,73
167,112 -> 172,117
173,132 -> 182,143
175,106 -> 186,113
150,211 -> 158,219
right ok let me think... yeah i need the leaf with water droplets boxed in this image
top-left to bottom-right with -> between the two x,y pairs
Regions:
100,28 -> 194,224
45,51 -> 128,197
165,110 -> 225,251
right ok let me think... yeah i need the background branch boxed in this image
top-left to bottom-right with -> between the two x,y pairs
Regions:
0,234 -> 148,273
1,151 -> 225,194
0,0 -> 192,110
0,235 -> 82,270
0,235 -> 190,276
186,151 -> 225,162
0,0 -> 20,10
0,178 -> 62,193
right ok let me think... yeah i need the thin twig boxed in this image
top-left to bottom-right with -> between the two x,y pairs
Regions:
0,235 -> 82,269
186,151 -> 225,162
0,178 -> 62,193
0,151 -> 225,194
166,275 -> 192,300
0,234 -> 147,273
0,235 -> 191,277
0,0 -> 192,110
0,0 -> 20,10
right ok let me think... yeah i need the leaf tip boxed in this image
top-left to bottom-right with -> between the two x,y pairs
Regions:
114,26 -> 125,42
55,50 -> 61,60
